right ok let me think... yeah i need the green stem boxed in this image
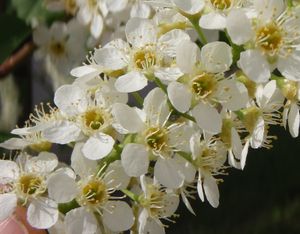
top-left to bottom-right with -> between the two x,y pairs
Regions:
189,18 -> 207,46
132,92 -> 144,107
287,0 -> 293,7
121,189 -> 139,201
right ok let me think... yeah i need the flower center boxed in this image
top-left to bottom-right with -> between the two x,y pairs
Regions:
210,0 -> 232,9
18,174 -> 44,196
280,80 -> 298,101
241,106 -> 262,133
65,0 -> 77,15
145,127 -> 168,152
133,49 -> 157,70
50,41 -> 65,56
195,147 -> 218,172
220,118 -> 233,148
191,72 -> 217,99
139,185 -> 164,218
88,0 -> 97,8
83,109 -> 106,130
256,23 -> 283,55
81,179 -> 108,205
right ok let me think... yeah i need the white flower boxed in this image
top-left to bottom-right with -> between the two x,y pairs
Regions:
199,0 -> 247,30
137,175 -> 179,234
114,88 -> 193,188
48,162 -> 133,234
190,133 -> 227,208
279,80 -> 300,137
33,20 -> 88,76
227,0 -> 300,82
88,18 -> 189,93
0,152 -> 59,229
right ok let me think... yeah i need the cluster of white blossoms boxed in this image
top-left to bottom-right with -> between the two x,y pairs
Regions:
1,0 -> 300,233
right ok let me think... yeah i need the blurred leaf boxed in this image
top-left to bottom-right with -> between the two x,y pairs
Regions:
0,132 -> 14,142
0,13 -> 31,64
11,0 -> 64,26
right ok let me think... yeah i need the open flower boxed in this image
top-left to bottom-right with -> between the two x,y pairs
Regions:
0,152 -> 59,229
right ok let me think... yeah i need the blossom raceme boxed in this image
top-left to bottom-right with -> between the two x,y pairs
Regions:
0,0 -> 300,233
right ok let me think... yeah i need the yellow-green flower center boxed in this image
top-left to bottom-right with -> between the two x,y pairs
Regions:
50,42 -> 65,56
139,185 -> 164,218
210,0 -> 232,10
280,80 -> 298,101
18,174 -> 44,196
256,23 -> 283,55
242,106 -> 262,133
145,127 -> 168,152
133,49 -> 157,70
81,179 -> 108,205
84,109 -> 105,130
191,72 -> 217,99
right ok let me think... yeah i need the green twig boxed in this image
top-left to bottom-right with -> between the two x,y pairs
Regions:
132,92 -> 144,107
189,18 -> 207,46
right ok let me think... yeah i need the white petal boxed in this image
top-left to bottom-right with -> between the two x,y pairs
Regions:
254,0 -> 285,21
154,67 -> 183,82
238,50 -> 271,83
142,217 -> 165,234
203,174 -> 219,208
197,176 -> 205,202
93,47 -> 127,70
200,12 -> 226,30
217,79 -> 248,111
172,0 -> 204,15
82,133 -> 115,160
115,71 -> 148,93
181,190 -> 196,215
158,29 -> 190,57
191,103 -> 222,134
54,84 -> 87,115
226,9 -> 253,45
103,201 -> 134,232
121,143 -> 149,177
130,2 -> 152,18
43,121 -> 81,144
143,88 -> 169,126
0,194 -> 17,221
201,41 -> 232,73
240,140 -> 249,170
0,138 -> 30,150
70,65 -> 99,78
231,128 -> 243,160
167,81 -> 191,113
105,0 -> 128,12
174,154 -> 196,183
125,18 -> 157,48
161,193 -> 179,217
90,14 -> 103,38
48,172 -> 78,203
26,152 -> 58,173
154,158 -> 184,189
0,160 -> 19,181
250,117 -> 265,149
288,103 -> 299,138
65,207 -> 98,234
258,80 -> 277,108
104,160 -> 130,189
112,103 -> 144,133
176,40 -> 199,73
27,198 -> 58,229
277,51 -> 300,81
71,142 -> 98,177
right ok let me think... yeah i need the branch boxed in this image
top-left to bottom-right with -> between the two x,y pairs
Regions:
0,41 -> 35,78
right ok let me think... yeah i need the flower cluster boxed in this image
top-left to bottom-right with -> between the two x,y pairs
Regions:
1,0 -> 300,233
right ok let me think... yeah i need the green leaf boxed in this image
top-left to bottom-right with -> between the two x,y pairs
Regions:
0,132 -> 14,142
0,14 -> 31,64
11,0 -> 64,26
